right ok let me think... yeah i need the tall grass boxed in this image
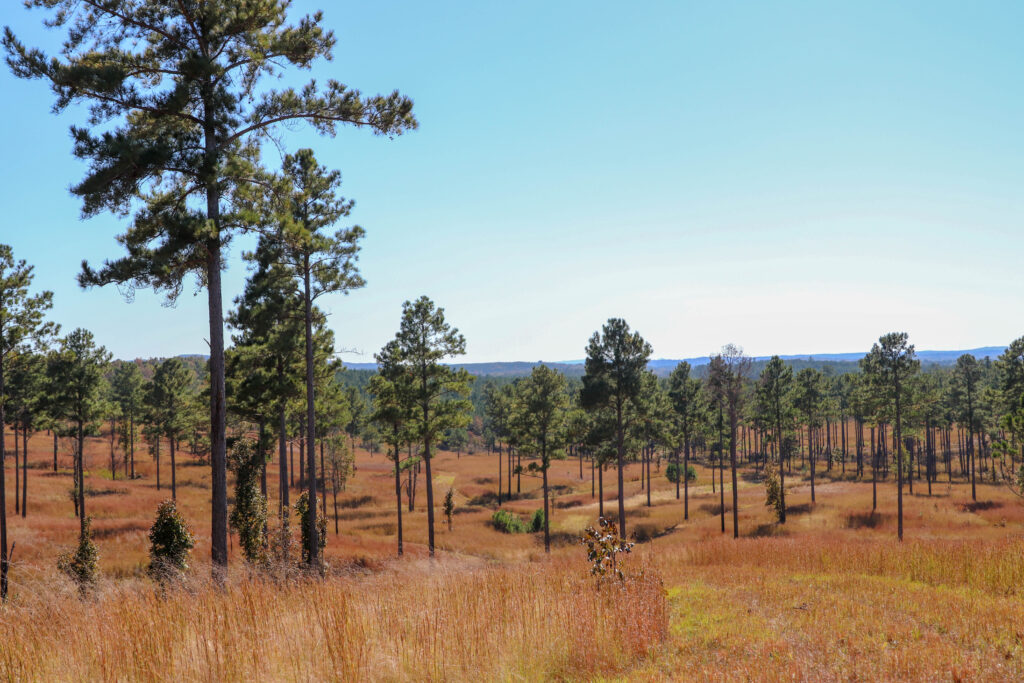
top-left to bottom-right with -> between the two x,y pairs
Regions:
0,560 -> 667,681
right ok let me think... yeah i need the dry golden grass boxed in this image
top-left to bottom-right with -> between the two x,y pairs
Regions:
4,426 -> 1024,680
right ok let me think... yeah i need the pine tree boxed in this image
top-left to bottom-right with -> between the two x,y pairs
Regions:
48,329 -> 112,542
580,318 -> 652,538
111,363 -> 146,480
370,341 -> 413,556
861,332 -> 919,541
755,356 -> 794,523
6,1 -> 416,574
273,149 -> 365,568
667,361 -> 705,521
0,245 -> 54,599
147,359 -> 195,500
387,297 -> 472,557
517,364 -> 569,552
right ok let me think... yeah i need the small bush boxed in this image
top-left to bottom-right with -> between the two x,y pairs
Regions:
665,463 -> 697,484
530,508 -> 546,533
764,468 -> 784,522
58,518 -> 99,594
491,509 -> 529,533
295,492 -> 326,567
148,500 -> 195,581
444,488 -> 455,531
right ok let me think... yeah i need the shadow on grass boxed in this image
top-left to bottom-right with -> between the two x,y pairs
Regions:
845,511 -> 892,529
960,500 -> 1002,513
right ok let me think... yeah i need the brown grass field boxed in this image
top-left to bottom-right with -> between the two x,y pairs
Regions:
1,427 -> 1023,681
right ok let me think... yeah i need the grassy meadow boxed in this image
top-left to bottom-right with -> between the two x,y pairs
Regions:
2,427 -> 1023,681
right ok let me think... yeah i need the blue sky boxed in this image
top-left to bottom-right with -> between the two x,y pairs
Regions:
2,1 -> 1023,363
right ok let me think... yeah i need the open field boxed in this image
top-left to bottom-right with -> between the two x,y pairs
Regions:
2,428 -> 1023,681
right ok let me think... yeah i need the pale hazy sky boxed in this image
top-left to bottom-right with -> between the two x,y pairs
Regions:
2,1 -> 1022,363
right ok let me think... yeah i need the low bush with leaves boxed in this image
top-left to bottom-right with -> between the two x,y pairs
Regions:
295,492 -> 326,567
148,500 -> 195,581
228,438 -> 268,564
665,462 -> 697,484
58,518 -> 99,593
530,508 -> 546,533
444,488 -> 455,531
764,468 -> 784,522
491,509 -> 529,533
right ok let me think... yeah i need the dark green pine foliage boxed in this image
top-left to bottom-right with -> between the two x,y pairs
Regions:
227,235 -> 306,513
0,244 -> 54,600
7,350 -> 47,519
667,361 -> 705,521
861,332 -> 919,541
47,329 -> 111,542
111,362 -> 145,479
755,356 -> 795,523
581,318 -> 652,539
370,340 -> 413,557
146,358 -> 195,500
517,364 -> 570,552
275,149 -> 365,569
5,1 -> 417,573
148,500 -> 195,582
388,297 -> 473,557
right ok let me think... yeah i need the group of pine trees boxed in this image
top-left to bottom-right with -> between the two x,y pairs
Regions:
480,320 -> 1024,548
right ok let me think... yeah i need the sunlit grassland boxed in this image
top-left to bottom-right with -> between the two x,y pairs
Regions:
2,427 -> 1024,680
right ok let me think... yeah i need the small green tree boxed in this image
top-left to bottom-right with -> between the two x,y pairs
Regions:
57,516 -> 99,594
148,500 -> 195,582
443,488 -> 455,531
228,439 -> 268,565
764,468 -> 784,522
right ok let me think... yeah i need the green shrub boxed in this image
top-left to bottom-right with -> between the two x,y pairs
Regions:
295,492 -> 326,566
765,469 -> 784,522
228,438 -> 268,564
148,500 -> 195,581
491,509 -> 529,533
530,508 -> 546,533
665,463 -> 697,484
58,517 -> 99,593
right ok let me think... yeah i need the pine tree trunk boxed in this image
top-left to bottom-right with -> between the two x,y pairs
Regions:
21,426 -> 27,519
170,435 -> 177,501
303,258 -> 319,569
394,438 -> 403,556
279,402 -> 289,511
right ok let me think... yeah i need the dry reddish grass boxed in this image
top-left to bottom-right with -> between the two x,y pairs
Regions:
3,426 -> 1024,680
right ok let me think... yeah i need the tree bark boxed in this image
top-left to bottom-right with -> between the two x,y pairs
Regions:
303,257 -> 319,568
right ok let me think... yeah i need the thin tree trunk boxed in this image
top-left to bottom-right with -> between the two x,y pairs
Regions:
303,257 -> 319,568
394,437 -> 403,556
170,435 -> 177,500
279,402 -> 289,511
21,426 -> 27,519
14,426 -> 19,516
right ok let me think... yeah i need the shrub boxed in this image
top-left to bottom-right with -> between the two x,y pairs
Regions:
665,462 -> 697,484
444,488 -> 455,531
148,500 -> 195,581
295,492 -> 326,566
765,468 -> 784,522
58,518 -> 99,593
530,508 -> 546,533
228,438 -> 268,564
491,509 -> 529,533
